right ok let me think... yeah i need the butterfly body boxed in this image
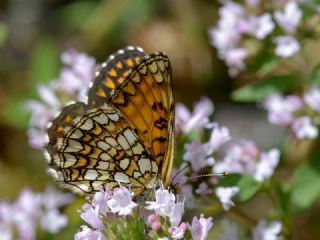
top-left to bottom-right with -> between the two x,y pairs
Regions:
46,47 -> 174,197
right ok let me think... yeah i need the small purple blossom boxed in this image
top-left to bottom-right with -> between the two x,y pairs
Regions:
263,94 -> 303,125
215,186 -> 240,211
92,188 -> 112,216
273,35 -> 300,58
188,214 -> 213,240
214,141 -> 280,182
146,186 -> 176,217
183,140 -> 215,172
207,123 -> 231,153
25,49 -> 95,149
252,220 -> 282,240
0,188 -> 71,239
175,97 -> 214,134
169,222 -> 188,239
274,2 -> 302,33
107,186 -> 137,216
291,116 -> 318,140
74,225 -> 107,240
80,203 -> 104,230
303,87 -> 320,112
195,182 -> 214,196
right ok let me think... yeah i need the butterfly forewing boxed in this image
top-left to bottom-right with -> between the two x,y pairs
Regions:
109,52 -> 174,187
88,47 -> 145,107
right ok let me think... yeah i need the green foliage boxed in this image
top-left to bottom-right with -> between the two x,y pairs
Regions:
306,64 -> 320,84
290,150 -> 320,213
106,216 -> 146,240
218,174 -> 261,202
231,75 -> 300,102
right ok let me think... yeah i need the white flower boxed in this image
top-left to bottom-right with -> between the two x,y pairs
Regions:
224,48 -> 249,69
254,149 -> 280,182
169,201 -> 185,227
274,35 -> 300,58
274,2 -> 302,33
40,209 -> 67,233
146,187 -> 176,217
292,116 -> 318,140
215,186 -> 239,211
188,214 -> 213,240
209,2 -> 244,56
254,13 -> 275,39
74,225 -> 107,240
252,220 -> 282,240
206,123 -> 231,153
80,204 -> 104,230
175,97 -> 214,134
183,140 -> 215,172
263,94 -> 303,125
304,87 -> 320,112
107,186 -> 137,216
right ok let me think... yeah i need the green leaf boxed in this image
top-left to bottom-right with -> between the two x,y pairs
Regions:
28,38 -> 60,87
276,183 -> 291,216
306,64 -> 320,84
218,174 -> 261,202
257,57 -> 281,77
291,151 -> 320,213
231,74 -> 300,102
2,98 -> 30,129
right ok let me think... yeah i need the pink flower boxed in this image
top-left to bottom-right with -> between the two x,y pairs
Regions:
207,123 -> 231,153
214,141 -> 280,182
169,222 -> 188,239
254,149 -> 280,182
183,140 -> 215,172
224,48 -> 249,69
188,214 -> 213,240
292,116 -> 318,140
215,186 -> 239,211
80,204 -> 104,230
74,225 -> 107,240
107,186 -> 137,216
169,201 -> 185,227
252,220 -> 282,240
274,2 -> 302,33
273,36 -> 300,58
40,209 -> 67,233
304,87 -> 320,112
92,188 -> 112,216
263,94 -> 303,125
146,187 -> 176,217
195,182 -> 214,196
175,97 -> 214,134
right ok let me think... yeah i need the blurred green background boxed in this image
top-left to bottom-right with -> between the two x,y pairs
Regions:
1,0 -> 317,239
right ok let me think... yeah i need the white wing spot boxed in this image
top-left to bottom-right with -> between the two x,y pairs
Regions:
138,158 -> 151,174
114,172 -> 130,183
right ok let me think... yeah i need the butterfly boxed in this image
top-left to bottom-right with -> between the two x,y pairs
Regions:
45,46 -> 174,197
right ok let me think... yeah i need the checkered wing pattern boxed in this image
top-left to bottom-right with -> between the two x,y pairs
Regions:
46,47 -> 174,196
88,47 -> 145,106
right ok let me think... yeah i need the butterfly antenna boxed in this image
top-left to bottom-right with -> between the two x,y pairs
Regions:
169,163 -> 190,185
185,171 -> 229,182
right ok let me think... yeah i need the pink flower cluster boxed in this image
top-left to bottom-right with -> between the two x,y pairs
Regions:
209,1 -> 313,75
75,186 -> 214,240
0,187 -> 73,240
175,97 -> 280,212
263,87 -> 320,140
25,49 -> 95,148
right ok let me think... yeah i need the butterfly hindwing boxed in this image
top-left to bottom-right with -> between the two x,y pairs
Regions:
47,103 -> 158,195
